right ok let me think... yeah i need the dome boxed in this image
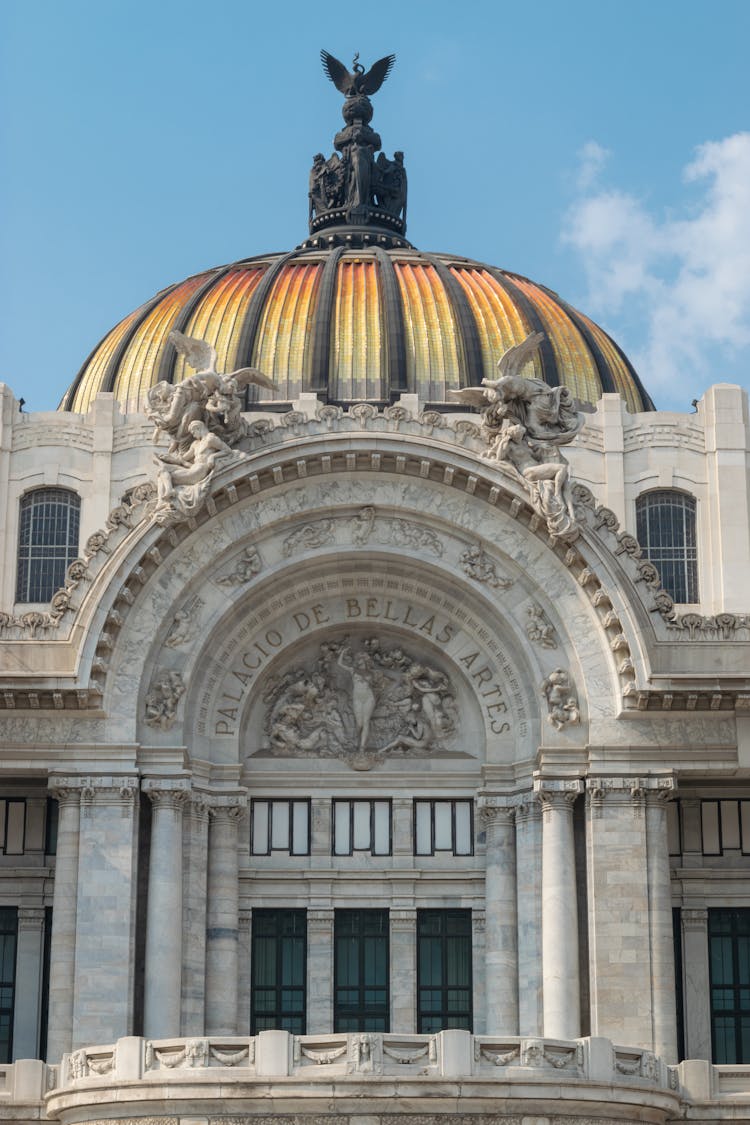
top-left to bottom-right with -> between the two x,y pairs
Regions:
61,246 -> 653,415
60,52 -> 653,417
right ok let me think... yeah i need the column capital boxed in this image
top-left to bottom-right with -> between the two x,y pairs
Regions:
307,908 -> 334,933
682,907 -> 709,931
390,908 -> 417,932
207,792 -> 248,822
509,791 -> 541,822
142,778 -> 191,808
78,775 -> 139,810
477,796 -> 515,828
534,777 -> 583,810
18,905 -> 46,931
47,776 -> 88,804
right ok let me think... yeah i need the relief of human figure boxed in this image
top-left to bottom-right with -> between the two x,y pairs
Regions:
337,645 -> 377,751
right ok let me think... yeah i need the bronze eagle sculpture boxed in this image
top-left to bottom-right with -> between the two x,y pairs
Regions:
320,50 -> 395,97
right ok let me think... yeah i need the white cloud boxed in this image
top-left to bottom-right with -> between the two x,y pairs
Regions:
562,134 -> 750,404
576,140 -> 610,191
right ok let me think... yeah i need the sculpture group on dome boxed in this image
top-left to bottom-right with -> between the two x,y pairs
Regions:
147,330 -> 274,526
309,51 -> 407,235
449,332 -> 585,541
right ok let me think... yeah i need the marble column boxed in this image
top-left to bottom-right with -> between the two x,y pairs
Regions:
307,908 -> 334,1033
72,776 -> 139,1048
143,779 -> 189,1038
536,778 -> 582,1040
205,797 -> 245,1035
182,793 -> 210,1034
12,906 -> 46,1060
479,799 -> 518,1034
646,779 -> 678,1063
515,795 -> 543,1036
390,908 -> 417,1033
46,778 -> 82,1062
682,907 -> 711,1061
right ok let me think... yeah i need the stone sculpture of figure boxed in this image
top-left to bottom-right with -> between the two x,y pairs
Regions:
448,332 -> 584,541
526,604 -> 558,649
154,420 -> 241,525
145,670 -> 185,730
338,645 -> 377,751
309,153 -> 327,220
375,151 -> 407,219
147,330 -> 275,454
541,668 -> 580,731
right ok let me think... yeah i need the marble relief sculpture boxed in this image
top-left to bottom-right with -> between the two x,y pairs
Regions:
147,331 -> 275,525
259,637 -> 458,770
449,332 -> 584,541
540,667 -> 580,731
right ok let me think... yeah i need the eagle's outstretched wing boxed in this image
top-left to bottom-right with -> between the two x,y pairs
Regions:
169,330 -> 218,375
496,331 -> 545,380
229,367 -> 277,393
446,387 -> 491,409
320,50 -> 352,95
361,54 -> 396,94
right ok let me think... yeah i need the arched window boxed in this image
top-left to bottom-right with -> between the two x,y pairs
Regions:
636,489 -> 698,603
16,488 -> 81,603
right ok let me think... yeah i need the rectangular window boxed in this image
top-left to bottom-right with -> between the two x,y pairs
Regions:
334,909 -> 389,1032
417,909 -> 472,1033
709,908 -> 750,1063
700,800 -> 750,856
251,909 -> 306,1034
333,800 -> 391,856
0,800 -> 26,856
0,907 -> 17,1063
250,800 -> 310,856
414,800 -> 473,855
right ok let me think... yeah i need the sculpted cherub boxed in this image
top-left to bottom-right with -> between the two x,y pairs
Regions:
147,330 -> 276,453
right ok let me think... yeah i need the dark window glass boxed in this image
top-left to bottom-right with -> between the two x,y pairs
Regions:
39,907 -> 52,1059
334,909 -> 389,1032
45,798 -> 59,856
0,907 -> 17,1063
251,909 -> 306,1034
709,909 -> 750,1063
0,799 -> 26,856
417,909 -> 472,1033
16,489 -> 80,604
635,490 -> 698,603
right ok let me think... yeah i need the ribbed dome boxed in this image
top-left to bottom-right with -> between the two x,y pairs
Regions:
61,246 -> 654,415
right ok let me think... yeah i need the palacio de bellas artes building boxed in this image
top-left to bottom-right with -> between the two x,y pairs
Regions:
0,45 -> 749,1125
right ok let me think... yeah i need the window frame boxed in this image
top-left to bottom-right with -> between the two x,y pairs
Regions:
0,906 -> 18,1063
15,487 -> 81,604
250,799 -> 311,856
333,908 -> 390,1032
708,907 -> 750,1064
700,799 -> 750,857
416,908 -> 473,1034
250,908 -> 307,1035
0,799 -> 26,857
635,488 -> 698,604
332,799 -> 392,856
413,799 -> 474,856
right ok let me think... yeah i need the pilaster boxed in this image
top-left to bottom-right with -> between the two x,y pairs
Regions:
645,777 -> 678,1063
682,906 -> 711,1061
12,906 -> 46,1060
390,908 -> 417,1033
307,908 -> 334,1033
586,776 -> 653,1050
514,793 -> 543,1036
72,776 -> 139,1049
46,777 -> 83,1062
182,791 -> 210,1034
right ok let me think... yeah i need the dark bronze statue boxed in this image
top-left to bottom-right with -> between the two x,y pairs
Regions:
308,51 -> 408,238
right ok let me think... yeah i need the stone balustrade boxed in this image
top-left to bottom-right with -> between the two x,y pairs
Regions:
1,1037 -> 749,1125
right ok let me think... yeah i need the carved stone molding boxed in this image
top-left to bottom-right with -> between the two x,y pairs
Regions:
390,909 -> 417,933
142,778 -> 191,808
540,667 -> 580,731
144,670 -> 185,730
534,777 -> 583,813
18,905 -> 47,931
682,907 -> 709,931
307,908 -> 335,934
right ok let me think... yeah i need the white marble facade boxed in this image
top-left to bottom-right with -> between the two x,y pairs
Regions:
0,382 -> 749,1125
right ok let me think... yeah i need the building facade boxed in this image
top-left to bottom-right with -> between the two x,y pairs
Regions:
0,54 -> 749,1125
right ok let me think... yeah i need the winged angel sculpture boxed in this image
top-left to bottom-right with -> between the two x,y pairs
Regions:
449,332 -> 585,541
320,50 -> 395,98
146,331 -> 275,526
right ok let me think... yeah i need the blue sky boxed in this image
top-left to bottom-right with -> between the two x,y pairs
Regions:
1,0 -> 748,413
